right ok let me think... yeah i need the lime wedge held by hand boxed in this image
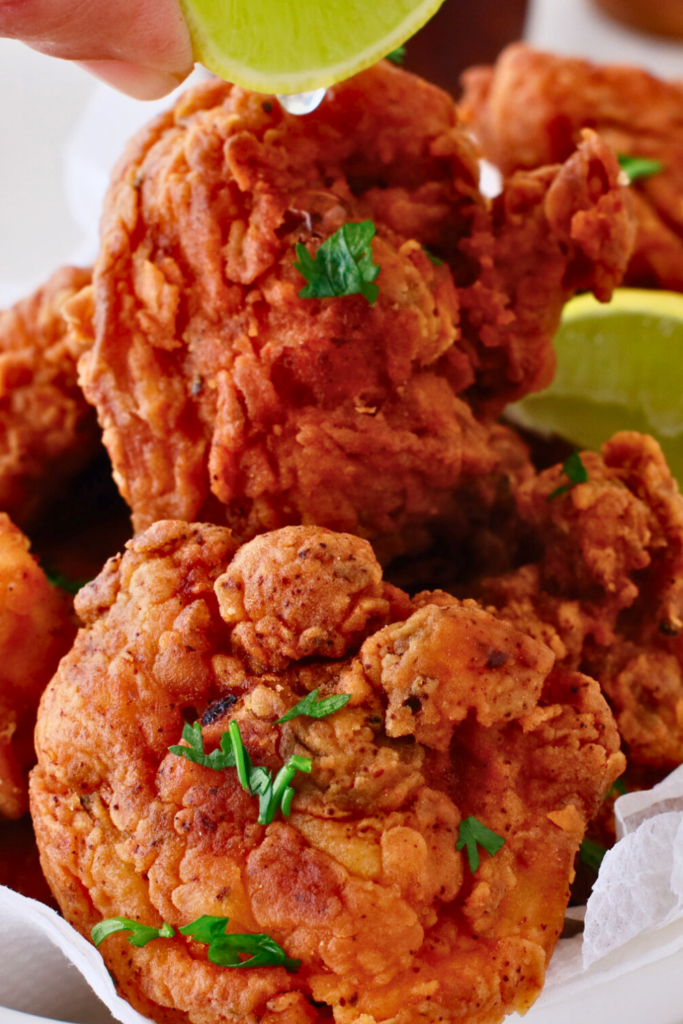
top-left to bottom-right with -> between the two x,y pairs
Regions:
177,0 -> 445,94
507,289 -> 683,486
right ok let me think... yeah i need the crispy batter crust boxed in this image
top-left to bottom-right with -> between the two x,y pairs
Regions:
0,513 -> 74,819
32,523 -> 623,1024
459,43 -> 683,289
78,63 -> 633,551
480,431 -> 683,768
0,266 -> 99,525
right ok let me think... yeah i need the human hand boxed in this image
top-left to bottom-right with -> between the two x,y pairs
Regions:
0,0 -> 193,99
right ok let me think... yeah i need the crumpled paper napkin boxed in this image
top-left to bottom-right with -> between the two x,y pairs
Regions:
582,766 -> 683,968
0,887 -> 138,1024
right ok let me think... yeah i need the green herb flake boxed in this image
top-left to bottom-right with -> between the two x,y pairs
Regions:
169,720 -> 311,826
45,569 -> 90,595
180,915 -> 300,971
386,45 -> 406,66
92,915 -> 299,972
295,221 -> 380,305
618,154 -> 664,183
547,451 -> 589,501
92,918 -> 175,949
168,720 -> 236,771
423,247 -> 443,267
579,838 -> 607,873
607,776 -> 627,800
276,688 -> 351,723
456,816 -> 505,872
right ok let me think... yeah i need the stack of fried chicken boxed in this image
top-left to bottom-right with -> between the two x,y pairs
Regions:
2,52 -> 683,1024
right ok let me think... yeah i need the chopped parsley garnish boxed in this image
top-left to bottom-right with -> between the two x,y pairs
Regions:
423,247 -> 443,267
386,45 -> 406,65
456,816 -> 505,872
180,915 -> 300,971
92,918 -> 175,948
606,776 -> 627,800
618,153 -> 664,183
579,838 -> 607,873
92,915 -> 299,971
295,221 -> 380,305
169,721 -> 237,771
45,568 -> 90,595
547,451 -> 589,501
276,688 -> 351,723
169,720 -> 311,825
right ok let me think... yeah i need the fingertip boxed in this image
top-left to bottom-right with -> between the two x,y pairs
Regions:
78,58 -> 192,100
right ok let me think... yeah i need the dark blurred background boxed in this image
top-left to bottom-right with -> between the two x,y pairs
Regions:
403,0 -> 529,95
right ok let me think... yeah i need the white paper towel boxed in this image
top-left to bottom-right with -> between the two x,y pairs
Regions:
615,763 -> 683,839
0,889 -> 133,1024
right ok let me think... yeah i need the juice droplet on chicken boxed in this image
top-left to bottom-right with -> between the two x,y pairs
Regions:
278,89 -> 326,115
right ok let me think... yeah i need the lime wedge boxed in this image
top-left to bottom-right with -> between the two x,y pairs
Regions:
177,0 -> 445,95
507,289 -> 683,485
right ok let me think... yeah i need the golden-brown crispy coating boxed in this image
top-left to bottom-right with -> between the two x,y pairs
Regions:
0,266 -> 100,526
0,513 -> 75,819
480,431 -> 683,769
459,43 -> 683,290
77,62 -> 633,553
32,522 -> 623,1024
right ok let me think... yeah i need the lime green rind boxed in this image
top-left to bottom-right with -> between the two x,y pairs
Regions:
178,0 -> 445,95
562,289 -> 683,324
508,397 -> 683,486
544,313 -> 683,436
510,288 -> 683,489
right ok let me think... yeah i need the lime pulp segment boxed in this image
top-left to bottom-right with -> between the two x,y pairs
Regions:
507,289 -> 683,487
178,0 -> 446,94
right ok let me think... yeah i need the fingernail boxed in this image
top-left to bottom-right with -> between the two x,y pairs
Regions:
77,59 -> 190,100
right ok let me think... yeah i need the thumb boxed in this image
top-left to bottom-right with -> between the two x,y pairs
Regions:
0,0 -> 194,99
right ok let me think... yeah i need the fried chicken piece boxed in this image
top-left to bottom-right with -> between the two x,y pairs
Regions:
480,431 -> 683,769
459,127 -> 634,414
0,513 -> 75,819
77,62 -> 633,554
0,266 -> 100,526
460,43 -> 683,290
32,522 -> 623,1024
